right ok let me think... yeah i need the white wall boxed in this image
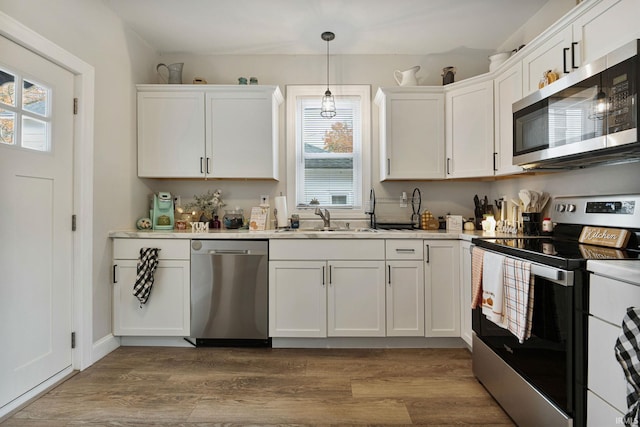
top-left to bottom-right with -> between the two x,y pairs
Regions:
0,0 -> 156,346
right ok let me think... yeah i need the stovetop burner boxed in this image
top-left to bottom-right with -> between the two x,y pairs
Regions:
473,236 -> 640,270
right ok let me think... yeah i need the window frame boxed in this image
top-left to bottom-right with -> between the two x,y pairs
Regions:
285,84 -> 371,219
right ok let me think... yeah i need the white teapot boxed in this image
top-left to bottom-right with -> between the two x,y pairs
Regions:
394,65 -> 420,86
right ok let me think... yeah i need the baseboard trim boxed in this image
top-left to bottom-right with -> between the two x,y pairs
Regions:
271,336 -> 467,349
92,333 -> 120,364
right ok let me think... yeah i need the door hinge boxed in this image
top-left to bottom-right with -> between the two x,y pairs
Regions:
72,214 -> 77,231
71,332 -> 76,349
73,98 -> 78,115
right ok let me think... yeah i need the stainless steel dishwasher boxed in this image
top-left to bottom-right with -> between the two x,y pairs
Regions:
190,240 -> 269,346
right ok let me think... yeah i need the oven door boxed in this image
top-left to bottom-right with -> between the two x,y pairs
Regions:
472,258 -> 583,417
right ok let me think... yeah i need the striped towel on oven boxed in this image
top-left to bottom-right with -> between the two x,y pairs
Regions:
471,246 -> 485,309
133,247 -> 160,307
503,258 -> 535,343
615,307 -> 640,427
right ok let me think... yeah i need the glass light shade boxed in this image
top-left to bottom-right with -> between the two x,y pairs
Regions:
321,89 -> 336,118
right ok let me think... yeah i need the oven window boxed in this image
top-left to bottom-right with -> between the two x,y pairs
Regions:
474,278 -> 574,413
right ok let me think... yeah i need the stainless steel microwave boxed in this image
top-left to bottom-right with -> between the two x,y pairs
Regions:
513,40 -> 640,169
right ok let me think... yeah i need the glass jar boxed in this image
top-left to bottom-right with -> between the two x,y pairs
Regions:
223,209 -> 244,229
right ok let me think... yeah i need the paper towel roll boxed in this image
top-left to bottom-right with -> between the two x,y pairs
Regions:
274,196 -> 288,228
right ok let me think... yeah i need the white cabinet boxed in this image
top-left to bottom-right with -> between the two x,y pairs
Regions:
444,79 -> 494,179
137,90 -> 206,178
137,85 -> 282,179
327,261 -> 386,337
493,62 -> 524,176
424,240 -> 460,337
112,239 -> 190,336
385,240 -> 424,337
572,0 -> 640,66
268,240 -> 386,338
587,272 -> 640,424
375,87 -> 445,180
521,26 -> 574,96
268,261 -> 327,338
459,241 -> 473,347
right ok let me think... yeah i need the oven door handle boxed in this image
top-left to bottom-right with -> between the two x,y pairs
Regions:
531,264 -> 563,282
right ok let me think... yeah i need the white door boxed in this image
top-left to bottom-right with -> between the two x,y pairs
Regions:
327,261 -> 386,337
0,35 -> 74,408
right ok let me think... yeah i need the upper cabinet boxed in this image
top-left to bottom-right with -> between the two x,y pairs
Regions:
444,79 -> 494,179
375,87 -> 445,181
137,85 -> 283,179
572,0 -> 640,65
522,0 -> 640,97
493,62 -> 524,176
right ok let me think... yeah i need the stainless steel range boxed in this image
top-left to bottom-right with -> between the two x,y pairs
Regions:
471,194 -> 640,427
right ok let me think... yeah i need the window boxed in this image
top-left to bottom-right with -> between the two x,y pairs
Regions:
0,67 -> 51,152
286,85 -> 371,216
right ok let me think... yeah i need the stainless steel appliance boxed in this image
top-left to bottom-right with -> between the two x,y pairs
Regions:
190,240 -> 269,346
513,40 -> 640,169
472,194 -> 640,427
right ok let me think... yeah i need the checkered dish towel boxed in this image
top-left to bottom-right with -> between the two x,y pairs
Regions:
133,248 -> 160,307
615,307 -> 640,427
502,258 -> 535,344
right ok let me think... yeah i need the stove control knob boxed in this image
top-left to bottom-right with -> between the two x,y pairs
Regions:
556,203 -> 566,212
567,204 -> 576,213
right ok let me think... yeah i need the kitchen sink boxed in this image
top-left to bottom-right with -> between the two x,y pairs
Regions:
275,227 -> 377,233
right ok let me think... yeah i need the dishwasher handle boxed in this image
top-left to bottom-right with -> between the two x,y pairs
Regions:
207,249 -> 267,255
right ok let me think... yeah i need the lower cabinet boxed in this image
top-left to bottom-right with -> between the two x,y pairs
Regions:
112,239 -> 190,336
268,261 -> 327,337
386,240 -> 425,336
424,240 -> 460,337
268,239 -> 386,338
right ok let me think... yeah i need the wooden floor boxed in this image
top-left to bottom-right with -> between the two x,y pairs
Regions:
2,346 -> 514,426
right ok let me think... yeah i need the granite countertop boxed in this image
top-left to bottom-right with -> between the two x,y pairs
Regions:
587,260 -> 640,286
109,228 -> 508,241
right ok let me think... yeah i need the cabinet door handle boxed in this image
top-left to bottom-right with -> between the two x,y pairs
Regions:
446,157 -> 451,175
388,265 -> 391,286
571,42 -> 579,69
200,157 -> 204,174
113,264 -> 118,284
425,245 -> 430,263
563,47 -> 570,74
206,157 -> 211,174
322,265 -> 325,286
396,248 -> 415,253
493,152 -> 498,171
387,158 -> 391,176
329,265 -> 332,285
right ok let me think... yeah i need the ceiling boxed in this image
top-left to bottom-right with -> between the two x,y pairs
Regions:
105,0 -> 551,56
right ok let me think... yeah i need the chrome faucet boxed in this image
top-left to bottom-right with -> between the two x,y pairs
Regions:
314,207 -> 331,228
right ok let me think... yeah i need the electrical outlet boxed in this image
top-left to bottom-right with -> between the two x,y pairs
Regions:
173,195 -> 181,207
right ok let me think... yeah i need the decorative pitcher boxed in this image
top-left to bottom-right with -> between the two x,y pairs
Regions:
156,62 -> 184,84
393,65 -> 420,86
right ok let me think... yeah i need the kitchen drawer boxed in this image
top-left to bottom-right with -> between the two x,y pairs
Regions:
590,273 -> 640,325
113,238 -> 190,260
587,390 -> 624,427
385,239 -> 423,260
269,239 -> 385,260
588,316 -> 627,414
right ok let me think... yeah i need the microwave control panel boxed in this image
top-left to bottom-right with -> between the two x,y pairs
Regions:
607,62 -> 635,133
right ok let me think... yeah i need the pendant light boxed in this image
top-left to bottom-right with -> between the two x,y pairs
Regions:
320,31 -> 336,118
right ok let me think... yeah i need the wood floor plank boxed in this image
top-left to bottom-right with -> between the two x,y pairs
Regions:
1,346 -> 513,426
187,396 -> 413,424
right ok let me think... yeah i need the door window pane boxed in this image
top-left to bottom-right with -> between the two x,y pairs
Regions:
22,116 -> 48,151
0,109 -> 15,144
0,69 -> 15,107
23,79 -> 48,117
